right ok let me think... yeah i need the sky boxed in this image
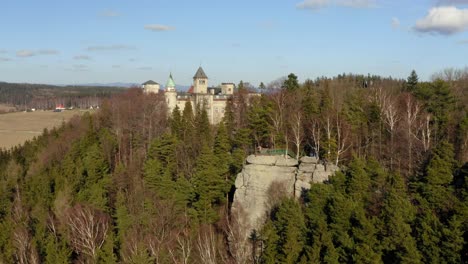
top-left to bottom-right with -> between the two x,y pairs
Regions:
0,0 -> 468,86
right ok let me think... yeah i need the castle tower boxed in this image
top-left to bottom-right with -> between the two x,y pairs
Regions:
164,73 -> 177,113
142,80 -> 160,94
193,67 -> 208,94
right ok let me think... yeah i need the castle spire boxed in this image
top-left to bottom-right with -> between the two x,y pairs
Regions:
166,72 -> 176,91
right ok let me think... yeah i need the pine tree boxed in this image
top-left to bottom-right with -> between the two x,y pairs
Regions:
261,199 -> 306,264
422,141 -> 456,212
381,173 -> 421,263
191,144 -> 226,223
283,73 -> 300,91
248,97 -> 272,149
407,70 -> 419,92
170,105 -> 183,139
346,157 -> 371,203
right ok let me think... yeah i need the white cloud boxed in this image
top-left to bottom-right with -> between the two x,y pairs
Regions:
144,24 -> 175,31
392,17 -> 400,28
338,0 -> 375,8
296,0 -> 330,9
296,0 -> 374,9
138,66 -> 152,70
16,50 -> 36,57
112,65 -> 121,68
16,49 -> 59,57
0,50 -> 7,54
0,57 -> 11,61
86,45 -> 136,51
458,39 -> 468,44
414,6 -> 468,35
437,0 -> 468,5
74,55 -> 92,60
100,10 -> 120,17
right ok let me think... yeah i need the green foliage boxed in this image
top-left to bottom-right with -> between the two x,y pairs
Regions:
407,70 -> 419,92
283,73 -> 300,91
192,144 -> 227,223
248,96 -> 272,148
1,74 -> 466,263
421,141 -> 456,211
261,199 -> 306,264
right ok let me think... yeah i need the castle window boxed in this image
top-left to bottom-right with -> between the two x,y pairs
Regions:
199,80 -> 205,85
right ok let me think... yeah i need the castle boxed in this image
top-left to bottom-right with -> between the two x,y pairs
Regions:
142,67 -> 235,124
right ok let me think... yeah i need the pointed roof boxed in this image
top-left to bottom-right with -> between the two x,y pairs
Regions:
193,67 -> 208,79
166,73 -> 176,88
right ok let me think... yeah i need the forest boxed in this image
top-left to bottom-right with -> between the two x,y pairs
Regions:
0,82 -> 125,111
0,68 -> 467,263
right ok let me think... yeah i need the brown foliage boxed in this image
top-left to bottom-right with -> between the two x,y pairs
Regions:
64,204 -> 110,261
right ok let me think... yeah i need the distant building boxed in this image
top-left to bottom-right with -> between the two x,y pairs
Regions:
55,104 -> 66,110
165,67 -> 236,124
142,80 -> 160,94
143,67 -> 258,124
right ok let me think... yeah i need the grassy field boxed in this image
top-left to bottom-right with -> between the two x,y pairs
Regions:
0,110 -> 90,150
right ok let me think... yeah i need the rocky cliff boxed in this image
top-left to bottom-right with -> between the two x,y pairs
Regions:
232,155 -> 339,236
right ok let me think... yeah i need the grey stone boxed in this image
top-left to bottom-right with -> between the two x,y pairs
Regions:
246,155 -> 277,165
232,155 -> 340,239
294,180 -> 311,198
275,156 -> 298,167
312,170 -> 330,183
315,164 -> 325,172
300,156 -> 319,164
299,163 -> 316,173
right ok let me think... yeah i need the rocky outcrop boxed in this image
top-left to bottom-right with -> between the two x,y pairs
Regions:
295,157 -> 339,198
232,155 -> 339,236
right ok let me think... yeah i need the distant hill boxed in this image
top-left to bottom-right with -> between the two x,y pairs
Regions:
74,82 -> 139,88
0,81 -> 127,110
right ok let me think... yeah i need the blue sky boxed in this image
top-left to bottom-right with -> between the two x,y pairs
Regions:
0,0 -> 467,86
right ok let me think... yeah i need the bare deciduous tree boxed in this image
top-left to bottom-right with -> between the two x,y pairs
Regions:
168,211 -> 192,264
309,118 -> 321,160
335,113 -> 351,166
65,204 -> 110,262
382,94 -> 400,169
290,111 -> 304,160
11,187 -> 39,264
404,94 -> 421,174
196,226 -> 218,264
224,206 -> 252,264
418,113 -> 432,153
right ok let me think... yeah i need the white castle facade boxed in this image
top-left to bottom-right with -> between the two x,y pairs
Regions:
142,67 -> 235,124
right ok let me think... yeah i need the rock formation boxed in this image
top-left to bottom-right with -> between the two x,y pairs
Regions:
232,155 -> 339,237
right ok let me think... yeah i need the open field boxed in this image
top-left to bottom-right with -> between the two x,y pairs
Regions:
0,110 -> 90,149
0,103 -> 16,113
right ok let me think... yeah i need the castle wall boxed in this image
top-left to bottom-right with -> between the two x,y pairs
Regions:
143,84 -> 160,94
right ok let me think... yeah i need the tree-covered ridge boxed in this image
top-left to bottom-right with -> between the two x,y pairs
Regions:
261,151 -> 467,263
0,70 -> 466,263
0,81 -> 126,111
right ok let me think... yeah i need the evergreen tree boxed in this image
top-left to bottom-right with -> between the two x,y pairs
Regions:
170,105 -> 183,139
195,106 -> 212,146
259,82 -> 266,93
191,144 -> 226,223
407,70 -> 419,92
262,199 -> 306,264
248,96 -> 272,149
283,73 -> 300,91
380,173 -> 421,263
421,141 -> 456,212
